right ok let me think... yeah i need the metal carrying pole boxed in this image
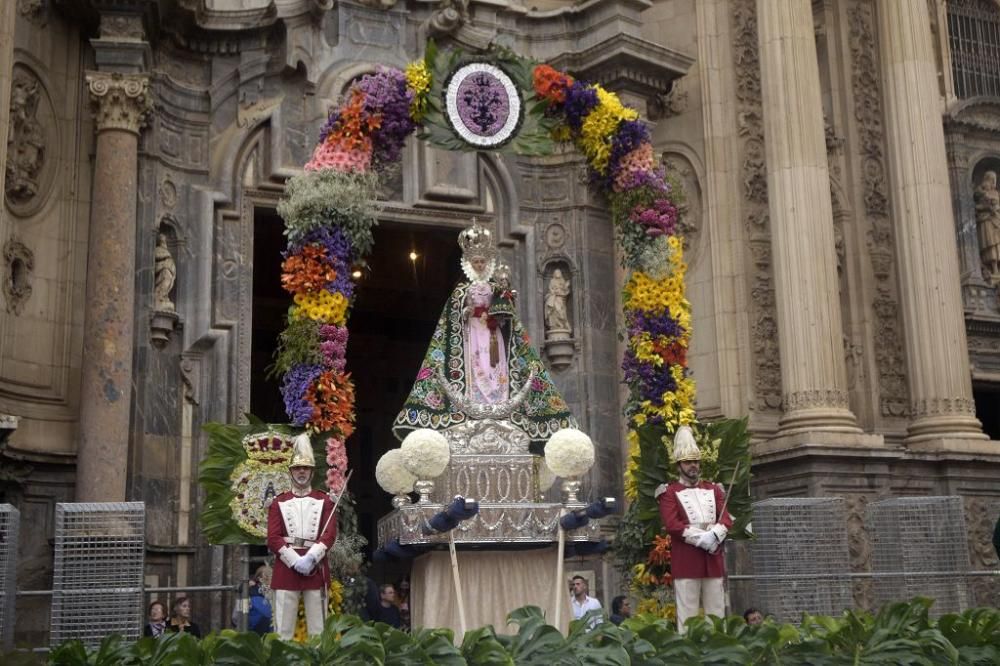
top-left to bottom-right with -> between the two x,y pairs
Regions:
447,530 -> 468,635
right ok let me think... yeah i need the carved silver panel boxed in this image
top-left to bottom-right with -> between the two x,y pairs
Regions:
377,502 -> 600,547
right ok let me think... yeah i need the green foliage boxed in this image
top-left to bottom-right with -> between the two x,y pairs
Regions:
269,317 -> 322,379
40,602 -> 1000,665
276,169 -> 381,255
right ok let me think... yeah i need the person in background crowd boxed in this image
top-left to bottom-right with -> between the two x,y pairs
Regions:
247,565 -> 274,635
570,575 -> 602,625
609,596 -> 631,625
396,576 -> 411,631
167,596 -> 202,638
143,600 -> 168,638
376,583 -> 402,628
743,608 -> 764,626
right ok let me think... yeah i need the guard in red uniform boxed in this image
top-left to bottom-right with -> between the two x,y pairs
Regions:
266,434 -> 337,639
657,425 -> 733,631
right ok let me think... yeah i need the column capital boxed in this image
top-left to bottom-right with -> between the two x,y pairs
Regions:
86,71 -> 153,134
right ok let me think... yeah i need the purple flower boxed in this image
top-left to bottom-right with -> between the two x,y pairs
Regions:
281,364 -> 324,426
356,68 -> 417,166
627,310 -> 684,339
621,349 -> 677,406
563,82 -> 599,131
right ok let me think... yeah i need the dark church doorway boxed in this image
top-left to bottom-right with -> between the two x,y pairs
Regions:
250,208 -> 463,580
974,386 -> 1000,441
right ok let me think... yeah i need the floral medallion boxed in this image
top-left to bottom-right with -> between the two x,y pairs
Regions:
444,63 -> 522,148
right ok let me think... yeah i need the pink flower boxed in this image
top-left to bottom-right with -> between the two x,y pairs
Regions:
416,366 -> 433,380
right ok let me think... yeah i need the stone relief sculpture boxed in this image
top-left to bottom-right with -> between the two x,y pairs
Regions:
544,268 -> 572,338
975,170 -> 1000,285
154,233 -> 176,311
5,71 -> 46,207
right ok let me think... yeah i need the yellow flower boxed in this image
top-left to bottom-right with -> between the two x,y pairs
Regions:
405,61 -> 432,120
577,86 -> 639,173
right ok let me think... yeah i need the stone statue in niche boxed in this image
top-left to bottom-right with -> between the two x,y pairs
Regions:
544,268 -> 572,338
154,233 -> 176,311
543,267 -> 574,370
975,170 -> 1000,285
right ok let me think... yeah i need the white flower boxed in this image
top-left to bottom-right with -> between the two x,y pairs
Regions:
544,428 -> 595,477
400,428 -> 451,479
536,458 -> 558,492
375,449 -> 417,495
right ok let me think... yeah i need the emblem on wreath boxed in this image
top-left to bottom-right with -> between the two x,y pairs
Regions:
228,432 -> 296,538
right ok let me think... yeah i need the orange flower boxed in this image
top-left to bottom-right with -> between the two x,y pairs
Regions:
532,64 -> 573,104
281,245 -> 337,295
305,370 -> 357,437
652,340 -> 687,367
647,533 -> 672,566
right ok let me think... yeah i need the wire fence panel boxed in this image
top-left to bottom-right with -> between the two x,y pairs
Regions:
750,498 -> 853,622
0,504 -> 19,651
867,496 -> 970,616
50,502 -> 145,647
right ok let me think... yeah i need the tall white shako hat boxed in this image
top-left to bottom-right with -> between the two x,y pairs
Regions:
289,433 -> 316,468
670,425 -> 701,463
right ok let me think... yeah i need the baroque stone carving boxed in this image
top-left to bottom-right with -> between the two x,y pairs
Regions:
849,0 -> 909,417
975,170 -> 1000,285
844,495 -> 874,609
783,389 -> 850,412
732,0 -> 782,411
650,81 -> 688,120
99,13 -> 144,40
3,237 -> 34,316
17,0 -> 44,22
86,72 -> 153,134
5,68 -> 50,211
964,497 -> 1000,607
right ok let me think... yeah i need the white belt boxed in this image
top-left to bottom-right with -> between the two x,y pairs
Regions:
283,536 -> 317,548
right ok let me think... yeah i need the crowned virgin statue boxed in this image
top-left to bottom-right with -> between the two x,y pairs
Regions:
393,220 -> 577,450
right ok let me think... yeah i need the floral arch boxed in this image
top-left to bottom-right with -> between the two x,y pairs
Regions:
201,42 -> 751,620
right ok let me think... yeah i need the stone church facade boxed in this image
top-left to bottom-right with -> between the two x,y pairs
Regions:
1,0 -> 998,639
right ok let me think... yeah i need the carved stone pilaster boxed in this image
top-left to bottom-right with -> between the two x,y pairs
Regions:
848,0 -> 909,418
732,0 -> 782,412
86,72 -> 153,135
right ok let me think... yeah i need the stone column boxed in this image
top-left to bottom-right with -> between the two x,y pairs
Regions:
756,0 -> 860,434
76,73 -> 152,502
875,0 -> 985,446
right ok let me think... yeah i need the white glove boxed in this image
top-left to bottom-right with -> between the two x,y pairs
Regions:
710,523 -> 729,543
695,530 -> 718,551
292,553 -> 316,575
